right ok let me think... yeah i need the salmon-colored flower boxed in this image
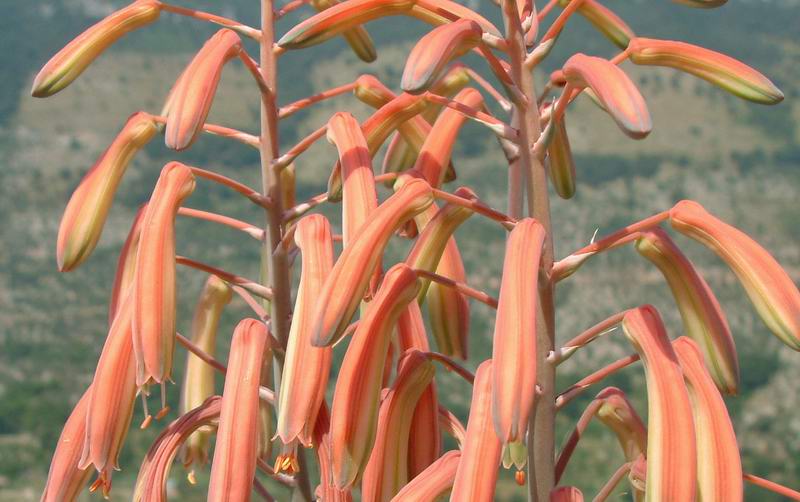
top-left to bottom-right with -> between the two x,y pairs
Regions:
562,54 -> 652,139
674,336 -> 743,502
556,0 -> 633,48
594,387 -> 647,464
329,264 -> 421,488
310,0 -> 377,61
621,305 -> 696,501
313,403 -> 354,502
312,178 -> 433,347
451,360 -> 502,501
41,388 -> 93,502
276,215 -> 335,452
31,0 -> 161,97
670,200 -> 800,350
550,486 -> 584,502
133,162 -> 196,386
401,20 -> 483,94
362,350 -> 436,501
57,112 -> 158,272
492,218 -> 545,448
628,38 -> 783,104
208,319 -> 269,501
109,204 -> 147,322
635,228 -> 739,394
179,276 -> 232,471
547,112 -> 577,199
164,29 -> 243,150
391,450 -> 460,502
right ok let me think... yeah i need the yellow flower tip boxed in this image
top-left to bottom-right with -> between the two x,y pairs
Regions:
547,113 -> 577,199
31,1 -> 161,98
593,387 -> 647,462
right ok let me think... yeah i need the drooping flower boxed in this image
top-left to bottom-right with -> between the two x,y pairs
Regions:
57,113 -> 158,272
547,112 -> 577,199
109,204 -> 147,322
310,0 -> 377,61
391,450 -> 460,502
594,387 -> 647,465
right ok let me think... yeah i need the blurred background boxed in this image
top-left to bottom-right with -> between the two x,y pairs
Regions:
1,0 -> 798,499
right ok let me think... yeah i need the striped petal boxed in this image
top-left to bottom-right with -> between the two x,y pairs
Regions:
31,0 -> 161,97
670,200 -> 800,350
391,450 -> 460,502
133,162 -> 196,386
57,112 -> 158,272
547,112 -> 577,199
594,387 -> 647,462
566,0 -> 632,48
109,204 -> 147,322
628,38 -> 783,104
563,54 -> 652,139
310,0 -> 377,61
635,228 -> 739,394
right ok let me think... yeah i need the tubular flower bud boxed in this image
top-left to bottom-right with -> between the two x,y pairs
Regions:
31,0 -> 161,97
627,38 -> 783,105
391,450 -> 460,502
401,20 -> 483,94
41,388 -> 93,502
621,306 -> 697,502
208,319 -> 268,501
555,0 -> 634,48
330,264 -> 421,488
550,486 -> 585,502
362,350 -> 436,501
277,215 -> 335,449
109,204 -> 147,322
563,54 -> 652,139
492,219 -> 546,446
451,360 -> 502,501
674,337 -> 743,502
179,276 -> 232,471
133,396 -> 222,502
547,112 -> 577,199
312,179 -> 433,347
164,29 -> 243,150
57,112 -> 158,272
310,0 -> 377,61
79,290 -> 138,491
133,162 -> 196,386
280,163 -> 297,212
635,228 -> 739,394
670,200 -> 800,350
594,388 -> 647,462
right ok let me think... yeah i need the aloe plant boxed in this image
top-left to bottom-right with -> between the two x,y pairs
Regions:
35,0 -> 800,500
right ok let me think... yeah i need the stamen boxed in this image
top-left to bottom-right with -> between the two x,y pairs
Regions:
139,391 -> 152,429
155,381 -> 170,420
187,470 -> 197,485
515,470 -> 526,485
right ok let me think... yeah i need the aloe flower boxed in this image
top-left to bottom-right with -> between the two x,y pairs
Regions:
550,486 -> 585,502
179,276 -> 232,471
109,204 -> 147,322
562,54 -> 652,139
133,162 -> 196,386
670,200 -> 800,350
391,450 -> 460,502
57,112 -> 158,272
674,337 -> 743,502
276,215 -> 334,454
451,360 -> 502,501
31,0 -> 161,97
310,0 -> 377,61
627,38 -> 783,104
594,387 -> 647,465
621,306 -> 696,501
492,218 -> 546,448
165,29 -> 243,150
41,388 -> 92,502
547,112 -> 577,199
208,319 -> 269,501
555,0 -> 633,48
362,350 -> 436,501
312,178 -> 432,347
635,228 -> 739,394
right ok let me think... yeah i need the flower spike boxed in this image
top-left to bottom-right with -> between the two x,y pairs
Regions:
133,162 -> 196,386
57,112 -> 158,272
391,450 -> 460,502
31,0 -> 161,97
670,200 -> 800,350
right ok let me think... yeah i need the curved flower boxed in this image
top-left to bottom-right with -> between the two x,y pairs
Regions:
310,0 -> 377,61
594,387 -> 647,464
547,112 -> 577,199
391,450 -> 460,502
109,204 -> 147,322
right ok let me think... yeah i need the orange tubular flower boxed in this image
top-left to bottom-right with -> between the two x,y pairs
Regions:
311,178 -> 433,347
627,38 -> 783,104
451,360 -> 502,501
556,0 -> 634,49
179,276 -> 232,471
109,204 -> 147,322
208,319 -> 268,501
41,388 -> 93,502
670,200 -> 800,350
79,290 -> 138,495
391,450 -> 460,502
310,0 -> 377,62
133,162 -> 196,386
635,228 -> 739,394
491,218 -> 546,449
164,29 -> 243,151
330,264 -> 421,488
362,350 -> 436,501
562,54 -> 652,139
550,486 -> 585,502
594,388 -> 647,464
57,113 -> 158,272
401,20 -> 483,94
674,337 -> 743,502
621,306 -> 696,501
31,0 -> 161,97
276,215 -> 335,450
547,112 -> 577,199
